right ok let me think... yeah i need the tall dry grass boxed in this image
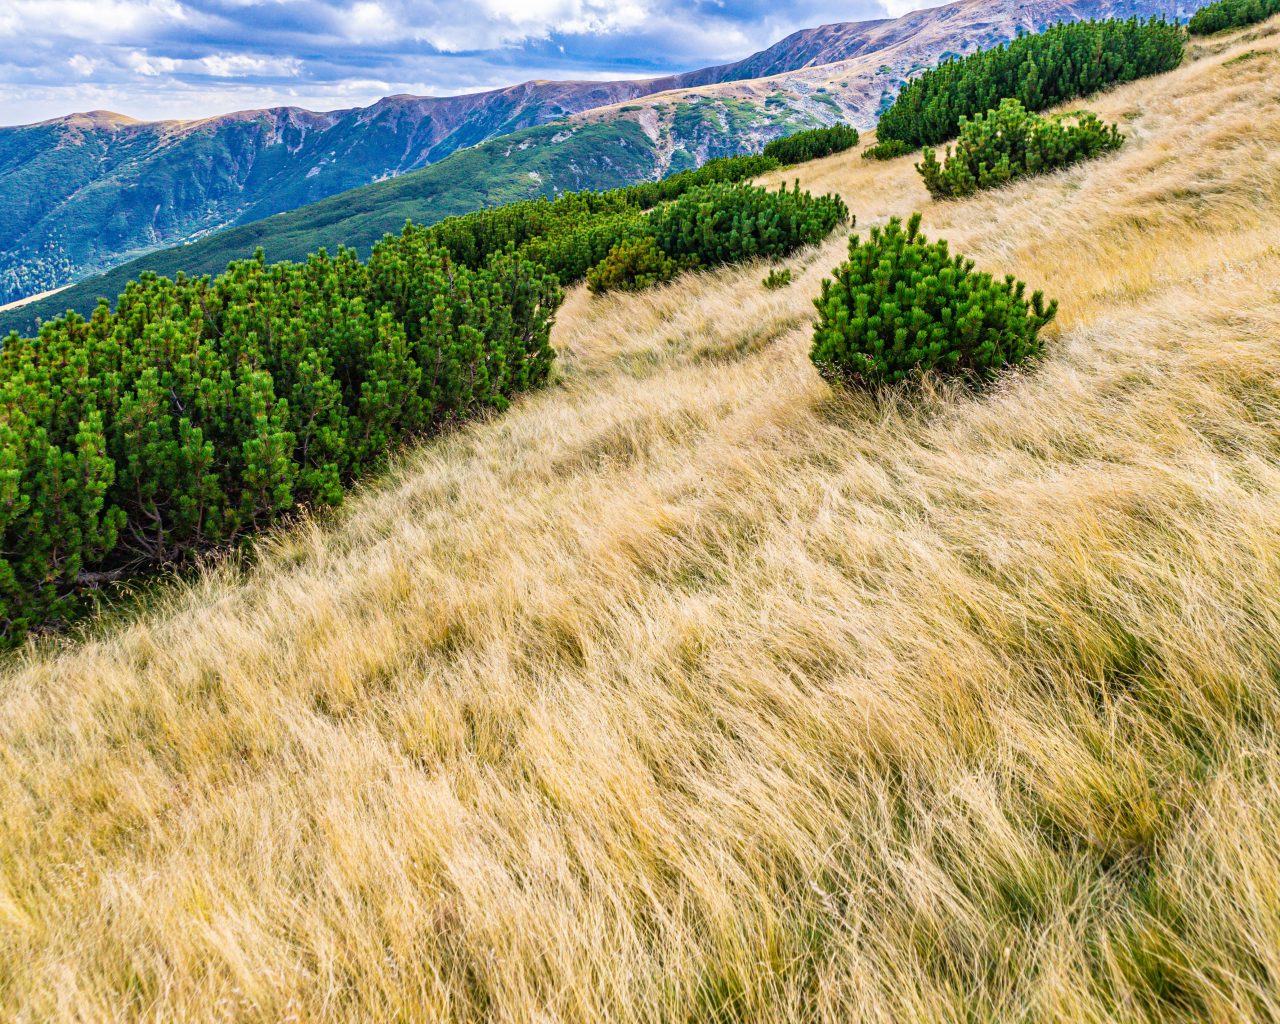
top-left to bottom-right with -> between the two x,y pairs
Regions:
3,22 -> 1280,1022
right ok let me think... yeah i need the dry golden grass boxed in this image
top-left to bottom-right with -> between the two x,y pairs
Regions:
4,23 -> 1280,1022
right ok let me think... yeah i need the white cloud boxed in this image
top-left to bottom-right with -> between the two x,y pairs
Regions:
0,0 -> 188,42
347,2 -> 398,42
125,51 -> 179,76
68,54 -> 97,76
405,0 -> 656,51
123,49 -> 299,80
200,53 -> 302,78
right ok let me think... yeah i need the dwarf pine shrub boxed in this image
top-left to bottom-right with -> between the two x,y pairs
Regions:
1188,0 -> 1280,34
862,139 -> 914,161
426,154 -> 780,272
0,232 -> 560,645
876,18 -> 1184,148
811,213 -> 1057,387
523,210 -> 650,287
588,182 -> 849,293
587,237 -> 681,294
916,99 -> 1124,199
763,124 -> 859,165
763,267 -> 793,289
646,181 -> 848,271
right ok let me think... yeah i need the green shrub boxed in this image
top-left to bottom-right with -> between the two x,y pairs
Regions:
587,237 -> 681,294
763,267 -> 793,289
1188,0 -> 1280,34
876,18 -> 1184,149
521,210 -> 650,286
862,139 -> 915,161
647,181 -> 848,271
763,124 -> 859,165
0,231 -> 561,645
916,99 -> 1124,199
585,182 -> 847,294
811,213 -> 1057,388
424,154 -> 781,273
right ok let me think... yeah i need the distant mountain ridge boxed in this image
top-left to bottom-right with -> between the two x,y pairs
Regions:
1,28 -> 934,308
0,0 -> 1184,318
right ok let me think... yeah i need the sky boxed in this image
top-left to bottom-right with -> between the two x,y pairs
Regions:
0,0 -> 915,126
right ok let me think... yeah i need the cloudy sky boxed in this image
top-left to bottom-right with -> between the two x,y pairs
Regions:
0,0 -> 913,125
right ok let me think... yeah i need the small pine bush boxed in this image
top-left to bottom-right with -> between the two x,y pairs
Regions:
523,210 -> 650,287
590,182 -> 848,293
811,213 -> 1057,387
1188,0 -> 1280,34
862,139 -> 914,161
587,237 -> 681,294
763,268 -> 793,289
424,153 -> 781,274
916,99 -> 1124,199
646,181 -> 849,271
763,124 -> 859,165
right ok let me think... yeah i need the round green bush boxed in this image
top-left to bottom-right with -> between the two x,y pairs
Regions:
646,181 -> 849,271
1189,0 -> 1280,35
588,182 -> 849,294
810,213 -> 1057,387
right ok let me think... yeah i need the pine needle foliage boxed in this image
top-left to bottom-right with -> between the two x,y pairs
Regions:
0,233 -> 561,645
862,139 -> 915,161
426,155 -> 780,274
763,125 -> 859,165
587,237 -> 682,294
876,18 -> 1184,149
811,213 -> 1057,388
1188,0 -> 1280,34
916,99 -> 1124,199
645,182 -> 848,274
589,182 -> 849,293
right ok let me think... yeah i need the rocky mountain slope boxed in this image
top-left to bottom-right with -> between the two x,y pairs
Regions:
0,0 -> 1183,319
574,0 -> 1185,135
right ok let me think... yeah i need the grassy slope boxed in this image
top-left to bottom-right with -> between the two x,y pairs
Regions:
3,21 -> 1280,1022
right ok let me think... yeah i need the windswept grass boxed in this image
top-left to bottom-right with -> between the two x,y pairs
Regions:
3,20 -> 1280,1022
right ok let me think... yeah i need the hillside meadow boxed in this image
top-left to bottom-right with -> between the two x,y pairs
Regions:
3,19 -> 1280,1022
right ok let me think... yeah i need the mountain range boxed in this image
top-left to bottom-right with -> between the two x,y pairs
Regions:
0,0 -> 1183,331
